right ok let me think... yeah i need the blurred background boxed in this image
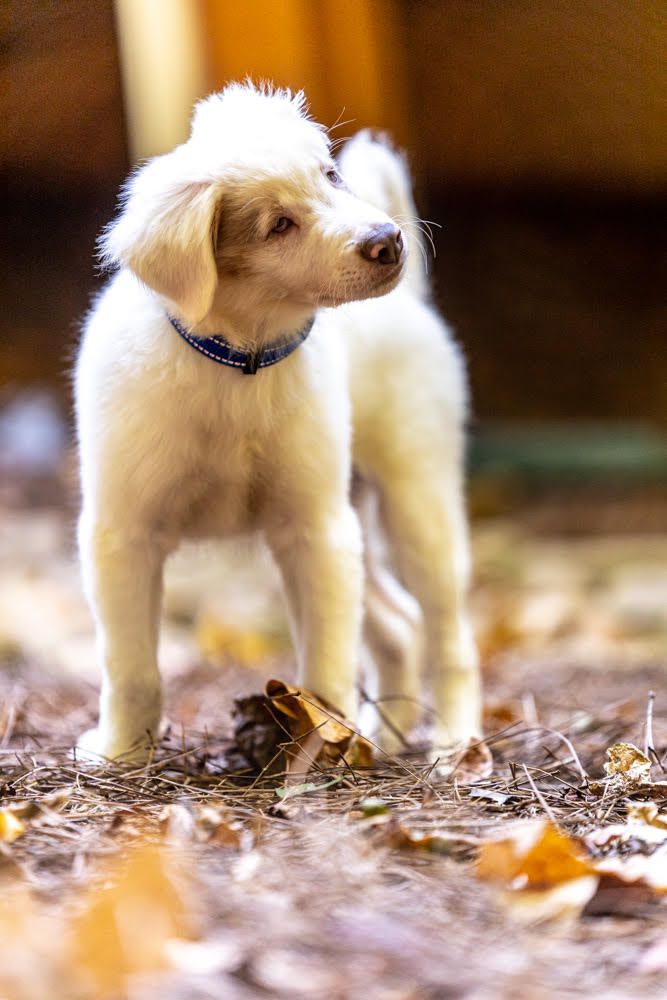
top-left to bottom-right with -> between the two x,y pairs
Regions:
2,10 -> 666,993
3,0 -> 666,525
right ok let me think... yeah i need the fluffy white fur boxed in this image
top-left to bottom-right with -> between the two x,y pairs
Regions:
75,82 -> 481,761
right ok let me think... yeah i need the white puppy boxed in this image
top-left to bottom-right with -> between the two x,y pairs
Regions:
75,82 -> 480,760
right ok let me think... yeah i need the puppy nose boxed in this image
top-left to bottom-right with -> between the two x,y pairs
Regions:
359,224 -> 403,265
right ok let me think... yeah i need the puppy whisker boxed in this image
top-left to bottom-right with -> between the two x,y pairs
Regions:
393,217 -> 434,269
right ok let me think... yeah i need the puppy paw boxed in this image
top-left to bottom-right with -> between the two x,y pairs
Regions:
426,737 -> 468,777
75,727 -> 156,764
75,728 -> 115,763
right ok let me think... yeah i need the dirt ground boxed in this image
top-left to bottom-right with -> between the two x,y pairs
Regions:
1,485 -> 666,1000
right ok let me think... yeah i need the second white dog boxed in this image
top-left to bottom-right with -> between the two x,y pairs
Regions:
75,83 -> 481,760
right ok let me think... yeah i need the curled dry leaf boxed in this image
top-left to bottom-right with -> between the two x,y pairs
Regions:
266,679 -> 374,777
266,679 -> 352,743
450,739 -> 494,784
230,682 -> 373,781
231,694 -> 286,772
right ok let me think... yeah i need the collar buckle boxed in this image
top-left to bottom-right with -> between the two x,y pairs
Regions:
243,348 -> 263,375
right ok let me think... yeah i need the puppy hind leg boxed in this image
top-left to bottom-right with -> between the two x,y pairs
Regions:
77,516 -> 166,761
354,479 -> 423,752
380,474 -> 481,749
363,583 -> 422,753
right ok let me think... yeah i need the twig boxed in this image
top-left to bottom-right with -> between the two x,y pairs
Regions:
522,764 -> 557,823
518,726 -> 589,784
359,686 -> 412,751
643,690 -> 655,759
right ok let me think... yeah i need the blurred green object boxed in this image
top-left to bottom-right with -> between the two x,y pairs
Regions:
470,423 -> 667,482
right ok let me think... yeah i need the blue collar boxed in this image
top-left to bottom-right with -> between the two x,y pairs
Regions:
168,313 -> 314,374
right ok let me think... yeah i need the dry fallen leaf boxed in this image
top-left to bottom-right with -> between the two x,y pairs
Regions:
0,807 -> 25,843
583,873 -> 661,918
477,812 -> 667,924
586,817 -> 667,852
160,801 -> 244,848
266,679 -> 352,744
71,843 -> 192,995
588,742 -> 666,798
8,787 -> 73,822
0,886 -> 64,999
469,787 -> 514,807
369,818 -> 461,856
497,876 -> 601,923
585,832 -> 667,892
266,679 -> 374,778
477,821 -> 595,889
450,739 -> 494,784
626,801 -> 667,829
604,742 -> 652,784
477,821 -> 599,922
231,693 -> 286,772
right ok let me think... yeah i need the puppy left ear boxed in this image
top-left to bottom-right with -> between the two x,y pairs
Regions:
100,151 -> 221,323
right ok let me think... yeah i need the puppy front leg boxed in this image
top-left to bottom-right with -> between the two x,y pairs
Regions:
77,516 -> 165,760
382,475 -> 482,749
268,505 -> 364,723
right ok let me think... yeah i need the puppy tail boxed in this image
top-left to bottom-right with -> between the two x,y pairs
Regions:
338,131 -> 429,300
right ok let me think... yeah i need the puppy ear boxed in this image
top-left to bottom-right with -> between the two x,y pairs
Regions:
100,151 -> 221,323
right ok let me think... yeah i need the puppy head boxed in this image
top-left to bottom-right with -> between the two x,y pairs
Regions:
101,83 -> 406,327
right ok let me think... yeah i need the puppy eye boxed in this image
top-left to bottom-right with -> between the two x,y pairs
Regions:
271,216 -> 293,235
326,167 -> 343,186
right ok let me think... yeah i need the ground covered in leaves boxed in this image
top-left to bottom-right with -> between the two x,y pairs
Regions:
1,490 -> 667,999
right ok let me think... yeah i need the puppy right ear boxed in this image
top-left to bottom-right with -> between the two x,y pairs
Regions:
100,151 -> 221,323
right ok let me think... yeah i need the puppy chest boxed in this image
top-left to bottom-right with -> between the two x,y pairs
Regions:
175,436 -> 269,537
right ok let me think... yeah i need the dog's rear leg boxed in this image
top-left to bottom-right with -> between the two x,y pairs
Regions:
77,515 -> 166,760
354,479 -> 423,752
380,472 -> 481,750
268,504 -> 364,724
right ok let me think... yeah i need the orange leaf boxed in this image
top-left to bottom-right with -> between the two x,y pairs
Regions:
478,821 -> 595,888
71,844 -> 192,994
